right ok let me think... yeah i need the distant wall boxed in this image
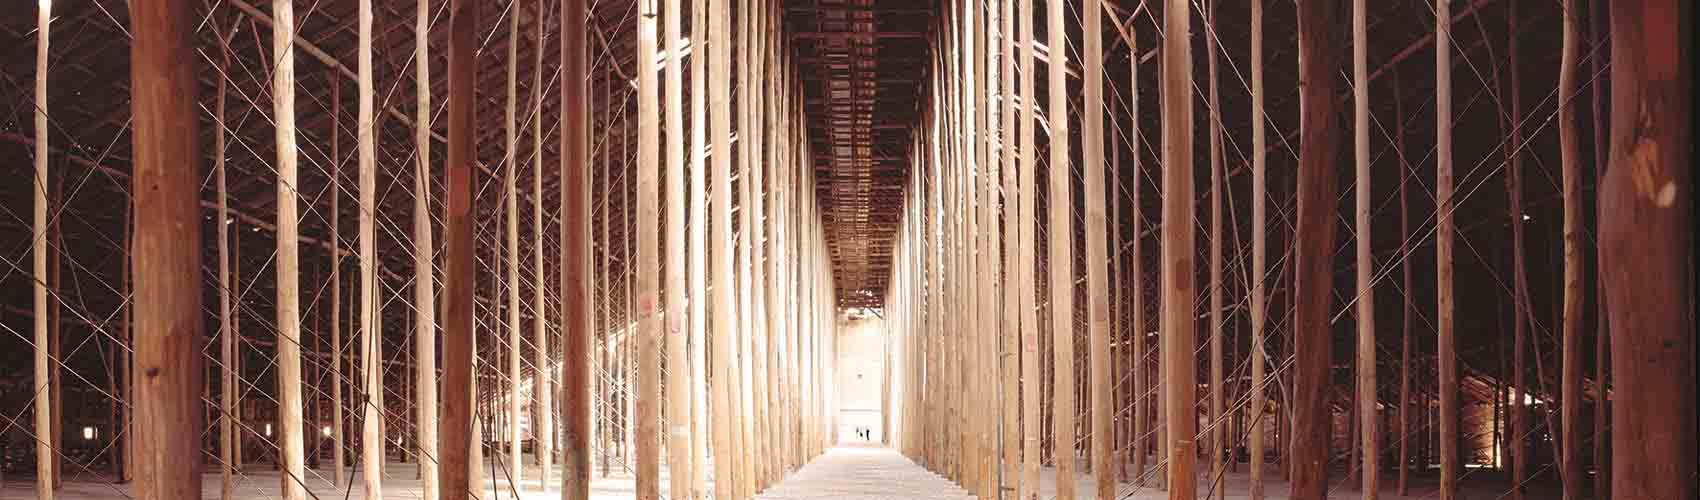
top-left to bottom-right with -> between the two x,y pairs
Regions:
836,315 -> 886,443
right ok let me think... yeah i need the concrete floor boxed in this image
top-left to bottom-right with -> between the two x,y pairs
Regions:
1,446 -> 1571,499
0,458 -> 685,500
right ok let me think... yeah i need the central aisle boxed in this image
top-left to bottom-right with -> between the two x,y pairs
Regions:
756,446 -> 977,500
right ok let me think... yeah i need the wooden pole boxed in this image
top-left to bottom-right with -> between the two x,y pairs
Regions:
1292,0 -> 1342,498
688,0 -> 712,493
1603,1 -> 1692,499
235,221 -> 246,475
216,22 -> 236,500
663,0 -> 692,492
128,1 -> 205,498
120,187 -> 134,485
1394,71 -> 1412,497
442,0 -> 478,498
1017,0 -> 1039,494
1556,2 -> 1583,499
751,1 -> 775,486
1247,0 -> 1266,495
272,0 -> 309,496
747,1 -> 774,487
1110,78 -> 1125,485
1497,0 -> 1528,495
1159,0 -> 1197,497
531,3 -> 550,491
605,82 -> 618,479
1434,0 -> 1457,497
414,0 -> 439,495
625,113 -> 639,477
1205,1 -> 1226,495
709,0 -> 742,494
763,1 -> 788,483
998,0 -> 1019,490
734,0 -> 758,490
561,0 -> 592,495
1044,0 -> 1074,496
329,66 -> 346,489
1352,0 -> 1378,496
1588,4 -> 1607,497
32,1 -> 53,497
979,0 -> 992,493
1128,30 -> 1148,487
1082,0 -> 1111,496
634,0 -> 663,492
727,0 -> 752,483
504,4 -> 526,490
356,1 -> 385,496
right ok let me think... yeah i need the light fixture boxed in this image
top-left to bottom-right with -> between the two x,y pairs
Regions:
1522,214 -> 1533,221
265,423 -> 273,437
82,426 -> 95,440
323,426 -> 333,437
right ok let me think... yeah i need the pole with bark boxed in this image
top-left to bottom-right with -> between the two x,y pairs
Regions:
1557,2 -> 1583,499
1435,0 -> 1458,497
1083,0 -> 1110,497
128,1 -> 205,497
272,0 -> 308,496
634,0 -> 663,492
1160,0 -> 1197,497
1206,1 -> 1226,494
1292,0 -> 1342,498
1045,0 -> 1074,496
442,0 -> 479,498
1601,2 -> 1691,499
1352,0 -> 1379,496
357,1 -> 385,495
1247,0 -> 1267,496
32,2 -> 52,496
1017,0 -> 1039,493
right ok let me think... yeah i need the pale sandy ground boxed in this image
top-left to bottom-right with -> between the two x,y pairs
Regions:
0,444 -> 1577,499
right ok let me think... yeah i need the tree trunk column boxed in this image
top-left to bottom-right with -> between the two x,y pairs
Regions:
128,1 -> 206,498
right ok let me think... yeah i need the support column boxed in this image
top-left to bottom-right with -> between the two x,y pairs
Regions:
1556,2 -> 1583,498
414,0 -> 439,496
1395,73 -> 1412,498
1435,1 -> 1458,497
688,0 -> 713,494
663,0 -> 691,493
530,2 -> 550,489
442,0 -> 479,498
503,5 -> 524,491
129,1 -> 205,497
1016,0 -> 1040,495
1247,0 -> 1267,496
708,0 -> 742,495
1602,2 -> 1692,499
272,0 -> 308,496
1292,0 -> 1343,499
1082,0 -> 1111,497
1352,1 -> 1378,496
33,2 -> 52,497
1045,0 -> 1075,497
1205,1 -> 1226,494
331,66 -> 347,490
1159,0 -> 1197,497
216,25 -> 236,500
997,0 -> 1019,491
357,1 -> 385,496
634,0 -> 662,493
